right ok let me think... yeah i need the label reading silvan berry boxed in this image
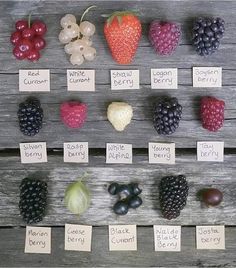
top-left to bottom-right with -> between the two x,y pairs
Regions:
20,142 -> 47,163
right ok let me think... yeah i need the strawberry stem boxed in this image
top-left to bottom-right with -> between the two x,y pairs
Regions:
80,5 -> 96,23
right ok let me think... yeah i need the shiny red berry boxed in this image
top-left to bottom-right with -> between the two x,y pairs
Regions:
22,27 -> 35,39
13,46 -> 26,60
18,38 -> 33,53
15,20 -> 28,31
33,36 -> 46,50
10,31 -> 22,45
32,21 -> 47,36
27,49 -> 40,61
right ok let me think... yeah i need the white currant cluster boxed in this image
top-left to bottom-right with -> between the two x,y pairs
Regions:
59,14 -> 96,65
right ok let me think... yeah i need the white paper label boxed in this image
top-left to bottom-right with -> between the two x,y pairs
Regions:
197,141 -> 224,162
65,224 -> 92,252
106,143 -> 132,164
149,142 -> 175,164
19,70 -> 50,92
20,142 -> 47,164
110,70 -> 139,90
151,68 -> 178,89
154,225 -> 181,252
63,142 -> 88,163
25,226 -> 51,254
193,67 -> 222,87
67,70 -> 95,91
196,226 -> 225,249
109,225 -> 137,251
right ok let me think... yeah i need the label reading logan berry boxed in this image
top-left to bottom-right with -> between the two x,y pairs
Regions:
20,142 -> 47,163
25,226 -> 51,254
19,70 -> 50,91
151,68 -> 178,89
110,70 -> 140,90
63,142 -> 89,163
106,143 -> 132,164
193,67 -> 222,87
197,141 -> 224,162
67,70 -> 95,91
149,142 -> 175,164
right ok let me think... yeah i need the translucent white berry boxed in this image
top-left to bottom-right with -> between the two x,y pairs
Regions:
80,21 -> 95,37
83,46 -> 96,61
72,39 -> 87,54
66,23 -> 80,39
59,30 -> 72,44
60,14 -> 76,28
81,36 -> 92,46
64,42 -> 74,54
70,53 -> 84,65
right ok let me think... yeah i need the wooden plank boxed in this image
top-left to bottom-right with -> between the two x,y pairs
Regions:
0,153 -> 235,226
0,226 -> 235,267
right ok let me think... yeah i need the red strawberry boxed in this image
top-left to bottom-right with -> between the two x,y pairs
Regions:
60,101 -> 87,129
104,11 -> 142,64
200,96 -> 225,132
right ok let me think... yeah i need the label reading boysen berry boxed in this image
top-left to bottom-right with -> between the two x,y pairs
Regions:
193,67 -> 222,87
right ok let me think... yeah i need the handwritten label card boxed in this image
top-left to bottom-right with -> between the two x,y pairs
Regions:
20,142 -> 47,164
19,70 -> 50,92
25,226 -> 51,254
106,143 -> 132,164
65,224 -> 92,252
149,142 -> 175,164
67,70 -> 95,91
110,70 -> 139,90
64,142 -> 89,163
109,225 -> 137,251
151,68 -> 178,89
197,141 -> 224,162
193,67 -> 222,88
154,225 -> 181,252
196,226 -> 225,250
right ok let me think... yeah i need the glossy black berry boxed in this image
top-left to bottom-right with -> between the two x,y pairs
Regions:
129,183 -> 142,195
17,97 -> 43,136
159,175 -> 188,220
153,97 -> 182,135
108,182 -> 119,195
128,195 -> 143,209
113,200 -> 129,215
117,184 -> 133,198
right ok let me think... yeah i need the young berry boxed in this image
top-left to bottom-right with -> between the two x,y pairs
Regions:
15,20 -> 28,31
10,31 -> 22,45
32,21 -> 47,36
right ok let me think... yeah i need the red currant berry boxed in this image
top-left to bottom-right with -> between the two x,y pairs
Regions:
13,46 -> 26,60
27,49 -> 40,61
32,21 -> 47,36
22,27 -> 35,39
18,38 -> 33,53
10,31 -> 22,45
15,20 -> 28,31
33,36 -> 46,50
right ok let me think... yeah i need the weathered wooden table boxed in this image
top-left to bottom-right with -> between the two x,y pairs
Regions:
1,0 -> 236,267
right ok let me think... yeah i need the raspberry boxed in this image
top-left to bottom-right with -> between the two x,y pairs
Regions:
200,96 -> 225,132
60,101 -> 87,128
149,21 -> 181,56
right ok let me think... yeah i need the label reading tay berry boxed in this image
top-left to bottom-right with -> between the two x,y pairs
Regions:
197,141 -> 224,162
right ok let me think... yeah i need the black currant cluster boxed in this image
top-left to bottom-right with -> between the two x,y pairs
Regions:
153,97 -> 182,135
159,175 -> 189,220
19,178 -> 48,224
193,17 -> 225,56
108,182 -> 142,215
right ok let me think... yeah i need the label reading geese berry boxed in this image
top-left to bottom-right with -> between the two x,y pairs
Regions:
67,70 -> 95,91
63,142 -> 89,163
151,68 -> 178,89
193,67 -> 222,88
149,142 -> 175,164
19,70 -> 50,92
20,142 -> 47,163
106,143 -> 132,164
110,70 -> 140,90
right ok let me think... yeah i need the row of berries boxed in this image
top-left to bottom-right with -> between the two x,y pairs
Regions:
19,176 -> 223,224
17,96 -> 225,137
10,10 -> 225,64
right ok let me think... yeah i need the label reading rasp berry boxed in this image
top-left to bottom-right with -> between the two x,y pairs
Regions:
63,142 -> 89,163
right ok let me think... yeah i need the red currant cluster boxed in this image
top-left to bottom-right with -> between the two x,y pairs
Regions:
10,17 -> 47,61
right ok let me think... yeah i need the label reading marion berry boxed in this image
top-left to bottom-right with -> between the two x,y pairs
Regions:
63,142 -> 89,163
19,70 -> 50,92
197,141 -> 224,162
193,67 -> 222,87
149,142 -> 175,164
110,70 -> 140,90
67,70 -> 95,91
20,142 -> 47,163
106,143 -> 132,164
151,68 -> 178,89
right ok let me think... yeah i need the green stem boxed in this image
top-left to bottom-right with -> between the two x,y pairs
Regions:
80,5 -> 96,23
28,12 -> 32,28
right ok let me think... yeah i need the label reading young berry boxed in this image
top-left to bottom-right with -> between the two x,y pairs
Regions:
67,70 -> 95,91
109,225 -> 137,251
110,70 -> 140,90
197,141 -> 224,162
25,226 -> 51,254
65,224 -> 92,252
106,143 -> 132,164
153,225 -> 181,252
193,67 -> 222,87
63,142 -> 89,163
149,142 -> 175,164
19,70 -> 50,91
20,142 -> 47,163
151,68 -> 178,89
196,226 -> 225,249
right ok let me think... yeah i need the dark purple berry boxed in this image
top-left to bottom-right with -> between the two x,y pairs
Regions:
113,201 -> 129,215
108,182 -> 119,195
128,196 -> 142,209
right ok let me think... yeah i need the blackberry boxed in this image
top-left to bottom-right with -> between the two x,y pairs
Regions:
193,17 -> 225,56
153,97 -> 182,135
19,178 -> 48,224
17,97 -> 43,136
159,175 -> 188,220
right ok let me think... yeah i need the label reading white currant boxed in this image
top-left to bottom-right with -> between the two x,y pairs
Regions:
67,70 -> 95,91
193,67 -> 222,87
197,141 -> 224,162
20,142 -> 47,163
19,69 -> 50,92
63,142 -> 89,163
106,143 -> 132,164
151,68 -> 178,89
110,70 -> 140,90
149,142 -> 175,164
